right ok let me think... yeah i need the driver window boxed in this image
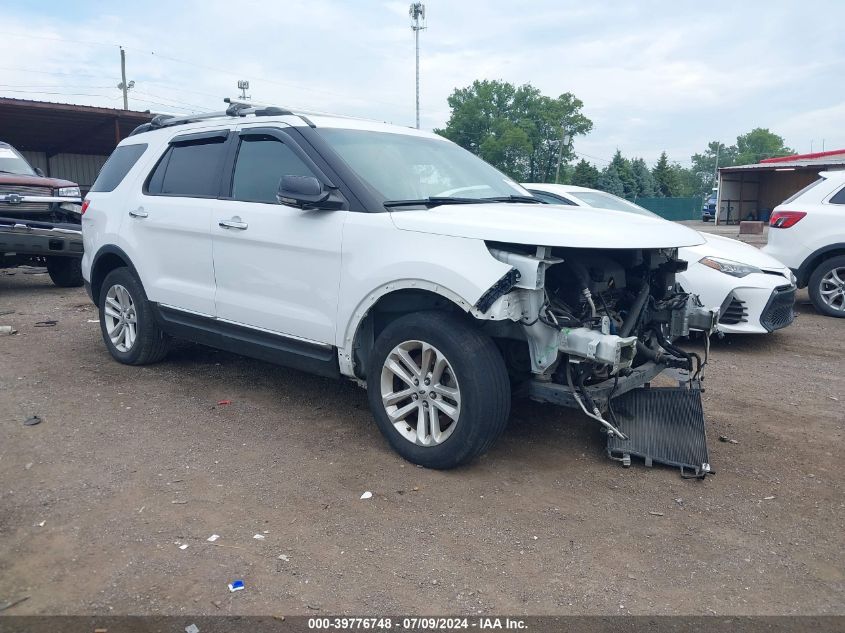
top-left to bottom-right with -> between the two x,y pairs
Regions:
232,135 -> 316,203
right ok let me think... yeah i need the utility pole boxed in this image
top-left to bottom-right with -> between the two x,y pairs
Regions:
409,2 -> 426,129
554,125 -> 571,184
713,143 -> 720,189
117,46 -> 134,110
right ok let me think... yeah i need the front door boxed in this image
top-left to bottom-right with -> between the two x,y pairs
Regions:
211,126 -> 347,345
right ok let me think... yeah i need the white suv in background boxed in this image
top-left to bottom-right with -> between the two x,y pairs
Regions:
763,170 -> 845,317
82,100 -> 716,470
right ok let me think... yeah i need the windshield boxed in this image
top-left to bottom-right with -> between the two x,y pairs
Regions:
316,129 -> 530,203
569,191 -> 658,218
0,145 -> 37,176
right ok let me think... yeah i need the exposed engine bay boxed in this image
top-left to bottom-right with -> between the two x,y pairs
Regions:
478,243 -> 718,441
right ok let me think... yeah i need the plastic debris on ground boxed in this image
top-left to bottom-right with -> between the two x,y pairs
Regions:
179,544 -> 189,550
34,320 -> 57,327
278,554 -> 290,562
253,534 -> 265,540
23,416 -> 42,427
207,534 -> 220,542
228,580 -> 245,592
360,491 -> 373,500
0,325 -> 17,335
185,624 -> 200,633
217,400 -> 232,406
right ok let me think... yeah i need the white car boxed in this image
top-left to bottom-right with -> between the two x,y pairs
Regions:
81,100 -> 717,470
524,184 -> 796,334
763,170 -> 845,318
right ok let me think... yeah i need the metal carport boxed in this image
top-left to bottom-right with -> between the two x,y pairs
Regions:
716,149 -> 845,224
0,98 -> 154,194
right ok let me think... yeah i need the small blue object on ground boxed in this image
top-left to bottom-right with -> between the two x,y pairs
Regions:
228,580 -> 245,592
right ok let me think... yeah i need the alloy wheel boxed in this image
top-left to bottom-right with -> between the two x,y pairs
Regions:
103,284 -> 138,352
379,340 -> 462,446
820,267 -> 845,312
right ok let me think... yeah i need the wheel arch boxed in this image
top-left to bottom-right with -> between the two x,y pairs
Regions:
90,245 -> 142,305
340,281 -> 477,380
797,243 -> 845,287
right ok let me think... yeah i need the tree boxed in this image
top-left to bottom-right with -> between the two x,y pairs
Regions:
435,80 -> 593,182
570,159 -> 600,189
651,151 -> 680,197
606,150 -> 637,200
631,157 -> 657,199
596,165 -> 625,197
690,141 -> 737,196
734,128 -> 793,165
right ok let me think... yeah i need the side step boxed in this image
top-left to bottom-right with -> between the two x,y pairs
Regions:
606,385 -> 711,478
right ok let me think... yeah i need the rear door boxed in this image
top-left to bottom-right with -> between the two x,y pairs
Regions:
125,129 -> 230,316
211,125 -> 347,345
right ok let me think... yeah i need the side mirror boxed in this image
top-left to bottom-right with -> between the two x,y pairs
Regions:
34,167 -> 45,177
277,175 -> 343,210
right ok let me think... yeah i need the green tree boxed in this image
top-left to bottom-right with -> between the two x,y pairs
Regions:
690,141 -> 736,196
435,79 -> 593,182
607,150 -> 637,200
570,159 -> 600,188
734,128 -> 793,165
631,157 -> 657,199
651,151 -> 679,197
596,164 -> 625,197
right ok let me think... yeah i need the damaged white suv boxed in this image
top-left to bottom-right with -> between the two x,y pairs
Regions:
82,100 -> 717,470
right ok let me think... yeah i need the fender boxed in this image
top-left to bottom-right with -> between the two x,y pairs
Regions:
89,244 -> 143,304
796,242 -> 845,286
338,278 -> 476,377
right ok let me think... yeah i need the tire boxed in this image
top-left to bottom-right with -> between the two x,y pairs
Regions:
46,257 -> 84,288
808,255 -> 845,318
98,267 -> 170,364
366,311 -> 511,469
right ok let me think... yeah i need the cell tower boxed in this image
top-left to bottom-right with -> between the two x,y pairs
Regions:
409,2 -> 426,129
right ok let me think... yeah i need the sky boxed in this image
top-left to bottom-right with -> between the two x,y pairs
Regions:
1,0 -> 843,166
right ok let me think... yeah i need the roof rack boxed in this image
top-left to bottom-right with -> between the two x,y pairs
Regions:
129,98 -> 321,137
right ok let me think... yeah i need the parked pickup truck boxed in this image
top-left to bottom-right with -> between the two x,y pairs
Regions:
0,141 -> 84,287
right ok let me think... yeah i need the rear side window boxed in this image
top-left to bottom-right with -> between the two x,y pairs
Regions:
90,144 -> 147,192
830,185 -> 845,205
231,135 -> 317,203
782,178 -> 823,204
146,136 -> 228,198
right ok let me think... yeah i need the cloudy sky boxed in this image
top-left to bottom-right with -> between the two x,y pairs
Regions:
1,0 -> 842,165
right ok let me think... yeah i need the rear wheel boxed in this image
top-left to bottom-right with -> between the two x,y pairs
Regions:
808,256 -> 845,318
46,257 -> 84,288
366,311 -> 510,469
98,267 -> 170,364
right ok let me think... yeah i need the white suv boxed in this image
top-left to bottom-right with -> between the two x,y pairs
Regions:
82,100 -> 716,469
763,170 -> 845,317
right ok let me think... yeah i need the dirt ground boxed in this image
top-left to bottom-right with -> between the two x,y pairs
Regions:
0,271 -> 843,616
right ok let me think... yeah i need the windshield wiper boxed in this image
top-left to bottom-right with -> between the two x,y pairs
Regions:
481,195 -> 542,204
383,196 -> 489,208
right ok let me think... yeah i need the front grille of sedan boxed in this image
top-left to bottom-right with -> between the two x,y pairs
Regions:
0,185 -> 52,212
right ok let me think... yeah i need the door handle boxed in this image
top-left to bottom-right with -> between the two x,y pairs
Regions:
128,207 -> 148,218
218,218 -> 248,230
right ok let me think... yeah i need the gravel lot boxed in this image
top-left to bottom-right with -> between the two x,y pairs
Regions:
0,271 -> 843,616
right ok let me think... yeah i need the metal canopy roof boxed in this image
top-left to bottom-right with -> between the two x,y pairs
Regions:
720,158 -> 845,173
0,98 -> 155,156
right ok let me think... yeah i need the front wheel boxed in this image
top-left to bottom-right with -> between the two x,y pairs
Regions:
366,311 -> 511,469
808,255 -> 845,318
46,257 -> 84,287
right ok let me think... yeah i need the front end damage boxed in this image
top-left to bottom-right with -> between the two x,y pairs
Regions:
476,243 -> 719,476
